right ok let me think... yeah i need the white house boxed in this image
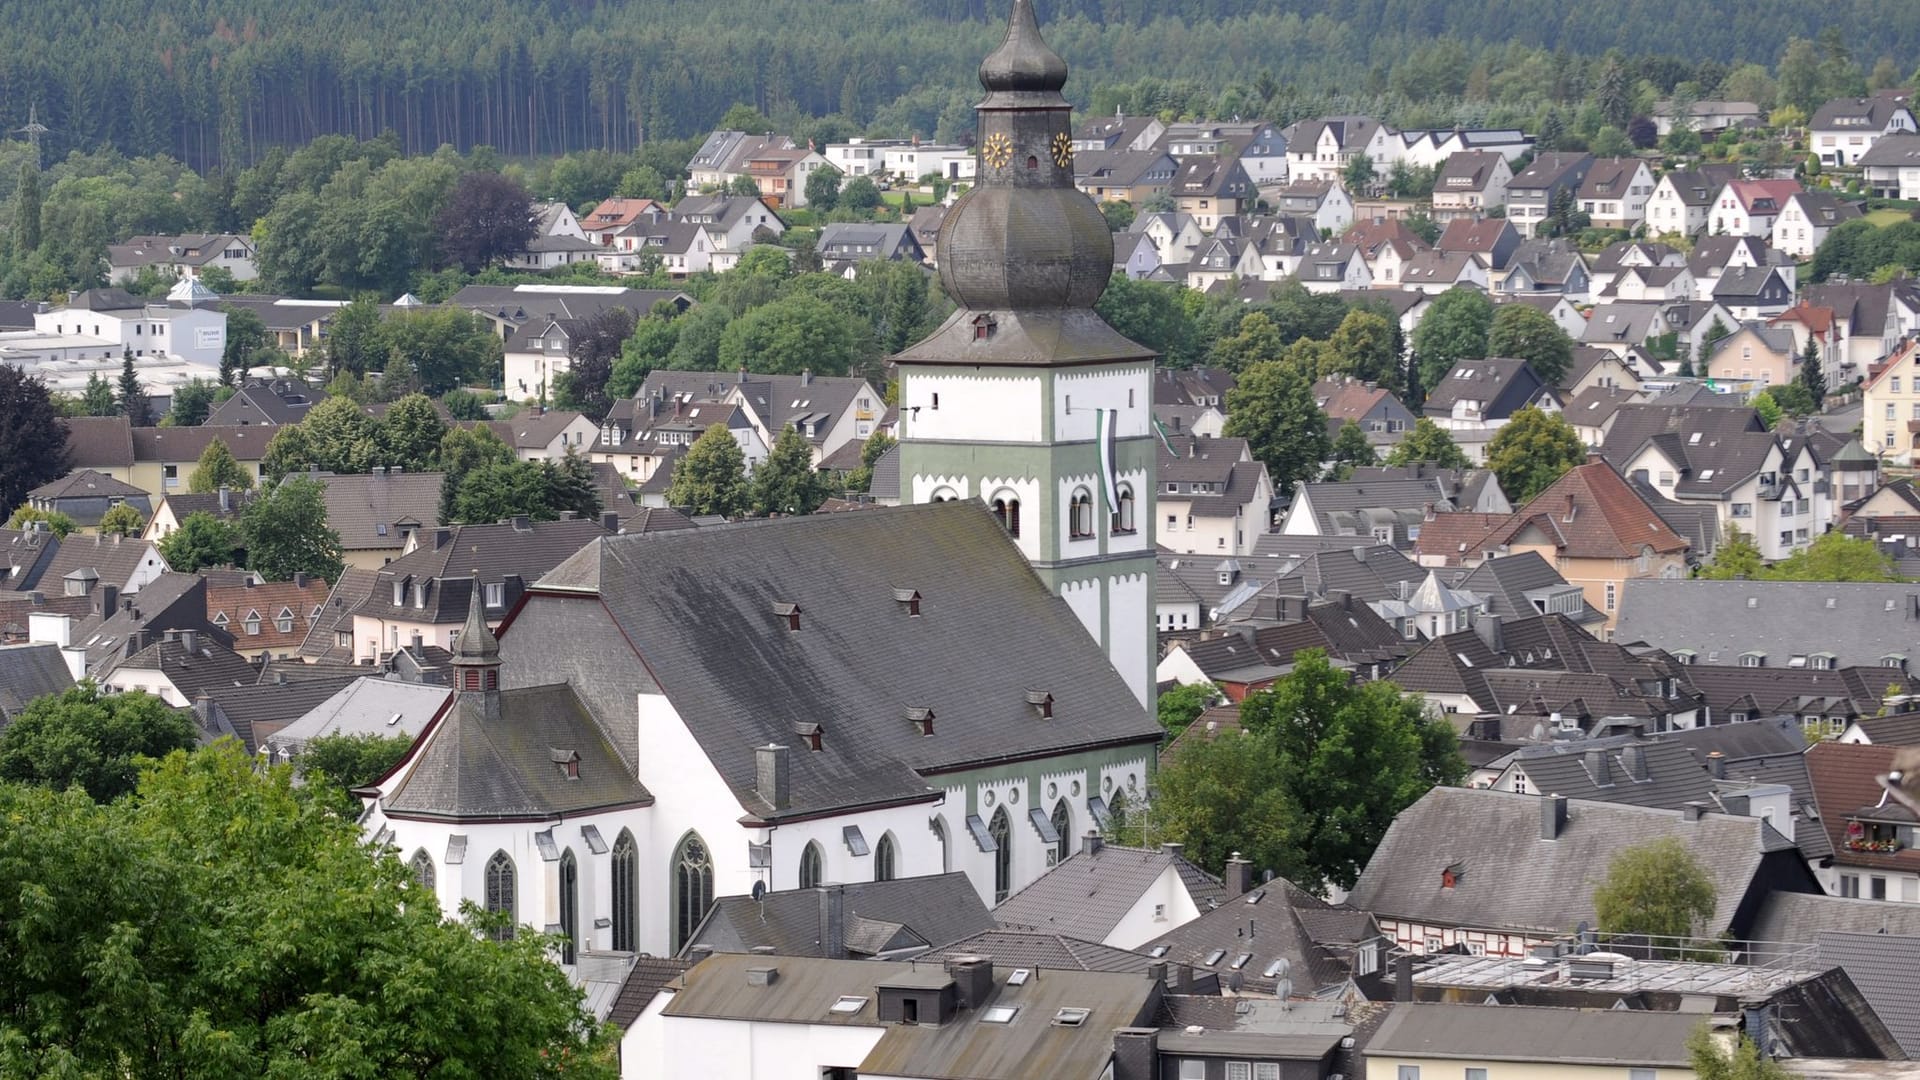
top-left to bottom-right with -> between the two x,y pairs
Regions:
1772,191 -> 1863,259
1810,96 -> 1919,167
1710,179 -> 1803,237
1862,134 -> 1920,200
1285,116 -> 1395,184
107,234 -> 258,284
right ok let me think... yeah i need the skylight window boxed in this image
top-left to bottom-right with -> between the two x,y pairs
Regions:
1230,954 -> 1253,970
1263,959 -> 1290,979
1052,1008 -> 1091,1027
981,1006 -> 1019,1024
829,996 -> 868,1015
1244,889 -> 1266,905
1203,949 -> 1227,966
1007,969 -> 1032,986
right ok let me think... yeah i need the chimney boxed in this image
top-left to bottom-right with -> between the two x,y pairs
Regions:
1112,1028 -> 1160,1080
1175,964 -> 1194,993
1705,750 -> 1726,779
1585,749 -> 1610,785
737,365 -> 748,384
294,572 -> 308,589
1396,954 -> 1416,1002
947,956 -> 995,1009
817,883 -> 847,960
218,485 -> 230,513
181,630 -> 197,654
1082,829 -> 1104,857
1621,745 -> 1647,781
801,368 -> 813,386
745,965 -> 779,987
1474,614 -> 1504,654
511,515 -> 531,531
1146,961 -> 1168,985
96,584 -> 118,618
1541,794 -> 1567,840
409,630 -> 425,659
601,511 -> 620,533
1224,852 -> 1252,898
1161,842 -> 1185,860
503,574 -> 526,612
756,744 -> 790,811
1682,801 -> 1706,822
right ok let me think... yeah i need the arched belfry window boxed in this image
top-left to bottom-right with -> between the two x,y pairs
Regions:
1113,484 -> 1136,534
1069,488 -> 1095,540
991,491 -> 1021,537
672,832 -> 714,953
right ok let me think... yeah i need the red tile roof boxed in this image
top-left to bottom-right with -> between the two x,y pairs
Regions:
1807,741 -> 1920,872
1769,302 -> 1835,335
1488,462 -> 1690,560
1412,512 -> 1510,566
206,578 -> 331,653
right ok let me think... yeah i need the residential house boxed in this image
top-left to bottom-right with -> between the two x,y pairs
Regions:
316,467 -> 444,570
1680,663 -> 1920,740
1071,113 -> 1164,155
1773,191 -> 1863,259
532,201 -> 587,241
1457,548 -> 1604,628
360,503 -> 1165,956
107,233 -> 257,283
211,295 -> 341,357
1804,280 -> 1920,378
1769,302 -> 1844,381
1862,339 -> 1920,464
1712,266 -> 1797,322
1293,242 -> 1370,294
1615,580 -> 1920,675
1497,240 -> 1590,299
665,194 -> 789,254
1645,165 -> 1742,239
1574,156 -> 1655,231
1393,127 -> 1532,168
1653,99 -> 1764,136
908,204 -> 946,267
1607,413 -> 1828,560
1400,250 -> 1488,295
724,370 -> 883,467
579,198 -> 667,246
1807,742 -> 1920,903
501,409 -> 597,462
0,526 -> 63,599
1157,435 -> 1275,556
1280,477 -> 1470,550
1505,152 -> 1593,238
502,233 -> 601,272
1579,302 -> 1666,358
1710,179 -> 1803,237
59,415 -> 135,483
1420,356 -> 1559,438
1130,212 -> 1207,268
140,488 -> 250,546
1811,96 -> 1919,167
257,677 -> 450,763
1171,157 -> 1255,233
737,145 -> 829,208
822,137 -> 907,178
1562,345 -> 1644,395
1707,323 -> 1797,388
1072,149 -> 1178,204
1428,150 -> 1512,222
1144,862 -> 1388,998
1343,217 -> 1429,288
1861,134 -> 1920,199
881,143 -> 974,185
1153,367 -> 1234,409
1562,385 -> 1643,446
1435,217 -> 1521,274
1284,115 -> 1394,184
686,130 -> 796,191
1590,240 -> 1684,295
0,641 -> 74,728
204,377 -> 320,427
1346,786 -> 1822,957
349,515 -> 613,663
205,576 -> 329,660
26,470 -> 151,530
1270,179 -> 1353,235
1687,236 -> 1792,301
1111,232 -> 1159,280
992,838 -> 1225,949
1314,376 -> 1417,452
1348,465 -> 1511,514
1364,1002 -> 1707,1080
457,284 -> 694,396
817,223 -> 925,270
1183,234 -> 1246,293
683,873 -> 995,960
98,631 -> 256,708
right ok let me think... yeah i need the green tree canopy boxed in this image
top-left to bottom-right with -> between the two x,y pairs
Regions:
1767,531 -> 1900,581
117,348 -> 152,426
0,746 -> 617,1078
0,682 -> 195,801
804,165 -> 843,211
241,477 -> 345,583
1412,288 -> 1493,392
1223,360 -> 1331,498
5,506 -> 76,539
322,295 -> 386,377
1487,302 -> 1575,387
435,170 -> 538,273
1145,729 -> 1301,881
97,502 -> 145,538
1156,681 -> 1220,739
1485,405 -> 1585,502
1593,835 -> 1719,951
1328,422 -> 1379,477
667,423 -> 749,518
436,423 -> 517,524
187,437 -> 256,493
372,393 -> 449,472
752,425 -> 829,516
298,731 -> 414,813
167,379 -> 218,427
1699,522 -> 1764,580
1384,417 -> 1472,470
1689,1028 -> 1792,1080
377,308 -> 501,396
219,306 -> 270,386
79,373 -> 118,416
716,294 -> 865,377
1752,390 -> 1783,429
840,175 -> 881,213
157,510 -> 242,573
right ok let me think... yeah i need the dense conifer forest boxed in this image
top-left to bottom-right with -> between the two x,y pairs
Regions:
0,0 -> 1912,168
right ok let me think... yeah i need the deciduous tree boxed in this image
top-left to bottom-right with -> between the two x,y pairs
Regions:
0,682 -> 195,801
188,438 -> 255,493
0,367 -> 69,513
97,502 -> 145,538
1384,417 -> 1471,470
436,171 -> 538,273
555,308 -> 636,421
1485,405 -> 1584,502
1145,729 -> 1301,880
241,476 -> 344,583
1487,303 -> 1575,387
299,731 -> 413,813
6,507 -> 76,538
1593,836 -> 1718,950
716,294 -> 864,377
1328,421 -> 1379,477
1699,523 -> 1763,580
752,425 -> 829,516
1768,531 -> 1899,581
1156,681 -> 1219,738
167,379 -> 217,427
1224,360 -> 1330,498
666,423 -> 749,518
1412,288 -> 1492,393
373,393 -> 448,472
805,164 -> 843,211
157,510 -> 241,573
219,306 -> 270,386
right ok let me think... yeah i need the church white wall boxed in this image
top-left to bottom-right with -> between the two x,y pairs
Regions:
766,801 -> 944,892
978,475 -> 1043,562
910,473 -> 971,504
1053,365 -> 1153,442
1058,577 -> 1103,650
627,1010 -> 886,1080
1109,571 -> 1152,706
1098,760 -> 1148,815
1109,467 -> 1151,555
1056,472 -> 1102,556
901,372 -> 1043,443
1106,863 -> 1207,950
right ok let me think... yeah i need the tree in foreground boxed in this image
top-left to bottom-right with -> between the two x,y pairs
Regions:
1223,360 -> 1330,499
437,424 -> 517,524
1796,337 -> 1827,409
666,423 -> 749,518
5,506 -> 77,538
1156,681 -> 1220,739
1412,287 -> 1492,393
842,428 -> 897,493
1689,1027 -> 1792,1080
1485,405 -> 1584,502
0,682 -> 195,802
1384,417 -> 1472,470
555,308 -> 637,421
1768,531 -> 1899,582
0,369 -> 72,514
188,437 -> 255,493
158,510 -> 242,573
1486,302 -> 1575,387
219,306 -> 270,386
1146,729 -> 1301,880
1327,422 -> 1379,478
241,477 -> 345,583
97,502 -> 145,538
0,746 -> 617,1078
1751,390 -> 1783,429
752,425 -> 829,516
1593,835 -> 1719,957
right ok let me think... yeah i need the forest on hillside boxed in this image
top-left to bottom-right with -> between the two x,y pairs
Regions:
0,0 -> 1913,169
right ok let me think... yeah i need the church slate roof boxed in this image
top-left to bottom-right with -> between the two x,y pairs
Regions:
383,683 -> 652,820
529,502 -> 1161,820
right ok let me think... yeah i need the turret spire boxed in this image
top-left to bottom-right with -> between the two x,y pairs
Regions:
449,578 -> 501,693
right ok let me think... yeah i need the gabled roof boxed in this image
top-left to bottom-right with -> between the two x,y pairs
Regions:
296,567 -> 376,663
197,672 -> 362,754
0,642 -> 74,725
28,469 -> 146,502
1807,741 -> 1920,872
994,843 -> 1226,942
1812,96 -> 1916,131
1654,165 -> 1742,207
687,874 -> 995,959
528,503 -> 1160,820
1508,151 -> 1591,190
923,929 -> 1169,975
1366,1002 -> 1699,1067
1459,550 -> 1604,624
59,416 -> 133,470
1783,190 -> 1864,228
1435,218 -> 1515,255
1614,580 -> 1920,673
1815,931 -> 1920,1057
1597,402 -> 1766,469
34,533 -> 163,600
1752,890 -> 1920,944
1858,133 -> 1920,167
318,470 -> 444,551
1420,357 -> 1549,420
205,577 -> 329,653
362,518 -> 611,625
1500,740 -> 1714,808
1345,786 -> 1809,938
111,637 -> 257,701
1487,462 -> 1689,560
258,675 -> 448,757
1432,150 -> 1507,193
1723,179 -> 1802,214
1574,156 -> 1646,200
130,425 -> 273,464
1142,876 -> 1371,995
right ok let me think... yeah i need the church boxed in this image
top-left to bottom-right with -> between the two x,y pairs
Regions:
358,0 -> 1162,962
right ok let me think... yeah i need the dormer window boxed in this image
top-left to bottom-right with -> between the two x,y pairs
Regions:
1026,689 -> 1053,720
794,722 -> 823,752
773,602 -> 802,631
972,314 -> 996,342
550,748 -> 580,781
892,587 -> 922,617
907,706 -> 935,736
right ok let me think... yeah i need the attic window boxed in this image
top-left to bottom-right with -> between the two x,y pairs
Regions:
1052,1007 -> 1091,1027
1007,969 -> 1032,986
972,314 -> 997,341
550,748 -> 581,780
773,602 -> 802,631
1244,889 -> 1265,904
893,587 -> 922,616
1262,959 -> 1288,979
1441,865 -> 1461,889
1149,945 -> 1170,958
907,706 -> 935,736
1026,689 -> 1053,720
1230,954 -> 1252,971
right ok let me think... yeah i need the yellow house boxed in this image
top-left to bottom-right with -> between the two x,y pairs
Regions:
1706,324 -> 1797,389
1863,339 -> 1920,466
1475,461 -> 1690,637
128,426 -> 273,500
1365,1002 -> 1705,1080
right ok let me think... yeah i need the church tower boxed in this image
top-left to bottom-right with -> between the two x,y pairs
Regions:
893,0 -> 1157,706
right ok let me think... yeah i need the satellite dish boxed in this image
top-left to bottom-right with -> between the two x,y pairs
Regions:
1274,977 -> 1292,1000
1227,970 -> 1244,992
1261,869 -> 1275,883
750,880 -> 767,901
1574,920 -> 1596,954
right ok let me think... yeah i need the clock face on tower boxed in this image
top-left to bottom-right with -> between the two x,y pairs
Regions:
1051,131 -> 1074,168
982,132 -> 1014,169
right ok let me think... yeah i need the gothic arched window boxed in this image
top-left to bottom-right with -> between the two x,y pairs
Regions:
991,491 -> 1021,537
932,816 -> 950,874
989,807 -> 1013,903
484,851 -> 516,941
1050,800 -> 1072,865
559,850 -> 579,965
875,833 -> 898,882
409,848 -> 435,890
799,841 -> 825,890
672,832 -> 714,953
1113,484 -> 1136,534
611,829 -> 638,953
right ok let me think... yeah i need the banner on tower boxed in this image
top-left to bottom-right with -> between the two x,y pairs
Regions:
1097,408 -> 1119,512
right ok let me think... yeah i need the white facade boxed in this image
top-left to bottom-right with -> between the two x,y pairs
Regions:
883,144 -> 976,183
905,372 -> 1045,443
1814,108 -> 1918,167
1644,174 -> 1709,238
624,1002 -> 886,1080
1771,194 -> 1843,259
32,302 -> 226,369
823,139 -> 908,178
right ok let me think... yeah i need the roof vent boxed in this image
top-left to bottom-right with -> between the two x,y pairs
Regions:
1026,689 -> 1053,719
892,587 -> 921,616
773,602 -> 802,631
746,965 -> 779,987
907,706 -> 935,736
794,721 -> 823,752
1052,1007 -> 1091,1027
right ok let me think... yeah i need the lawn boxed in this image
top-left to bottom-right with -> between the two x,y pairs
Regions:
1864,208 -> 1911,227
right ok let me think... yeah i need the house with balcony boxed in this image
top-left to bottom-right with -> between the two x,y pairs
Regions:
1811,95 -> 1919,167
1808,741 -> 1920,903
1861,134 -> 1920,199
1283,115 -> 1394,184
